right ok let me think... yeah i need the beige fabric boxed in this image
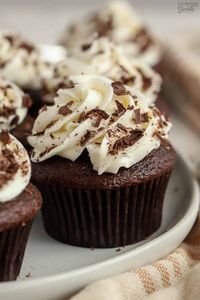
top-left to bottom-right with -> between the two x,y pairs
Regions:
70,217 -> 200,300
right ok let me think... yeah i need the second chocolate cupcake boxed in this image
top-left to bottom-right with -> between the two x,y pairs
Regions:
28,75 -> 176,248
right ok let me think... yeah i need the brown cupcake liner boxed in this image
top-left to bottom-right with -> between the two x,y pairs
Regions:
0,220 -> 33,281
36,172 -> 171,248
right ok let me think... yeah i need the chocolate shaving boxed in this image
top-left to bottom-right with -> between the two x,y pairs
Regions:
0,106 -> 16,118
112,100 -> 126,118
81,43 -> 91,51
84,109 -> 109,127
0,130 -> 11,144
111,81 -> 128,96
109,129 -> 143,155
133,28 -> 153,53
22,94 -> 32,108
78,112 -> 86,123
0,147 -> 19,188
80,130 -> 96,146
117,123 -> 128,132
137,68 -> 152,91
120,76 -> 136,86
58,105 -> 72,116
134,109 -> 149,124
19,41 -> 35,53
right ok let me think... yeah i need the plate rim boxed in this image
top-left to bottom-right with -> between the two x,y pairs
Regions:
0,155 -> 199,289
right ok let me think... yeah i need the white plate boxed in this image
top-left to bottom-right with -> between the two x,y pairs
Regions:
0,156 -> 199,300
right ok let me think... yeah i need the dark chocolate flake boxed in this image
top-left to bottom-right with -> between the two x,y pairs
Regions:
111,81 -> 128,96
58,105 -> 72,116
80,130 -> 96,146
109,129 -> 143,155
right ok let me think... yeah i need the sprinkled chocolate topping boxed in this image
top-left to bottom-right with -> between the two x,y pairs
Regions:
137,69 -> 152,91
19,41 -> 35,54
0,130 -> 11,144
120,76 -> 136,86
133,28 -> 153,53
134,109 -> 149,124
80,130 -> 96,146
0,106 -> 16,118
109,129 -> 143,155
112,100 -> 126,118
81,43 -> 92,51
111,81 -> 128,96
58,105 -> 72,116
84,109 -> 109,127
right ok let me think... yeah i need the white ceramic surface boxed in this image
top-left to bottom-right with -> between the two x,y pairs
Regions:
0,156 -> 199,300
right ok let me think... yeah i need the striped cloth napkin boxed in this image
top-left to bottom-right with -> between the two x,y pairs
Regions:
70,216 -> 200,300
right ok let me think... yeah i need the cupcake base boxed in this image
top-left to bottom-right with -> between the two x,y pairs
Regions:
0,183 -> 42,281
0,221 -> 32,281
32,141 -> 176,248
38,172 -> 171,248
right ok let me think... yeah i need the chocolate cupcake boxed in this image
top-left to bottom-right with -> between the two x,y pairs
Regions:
0,31 -> 53,114
43,38 -> 162,108
28,75 -> 176,248
0,77 -> 33,146
60,1 -> 162,68
0,131 -> 42,281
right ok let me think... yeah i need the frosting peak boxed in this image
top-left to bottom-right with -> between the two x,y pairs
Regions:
43,38 -> 161,104
0,31 -> 53,89
29,75 -> 171,175
0,78 -> 31,130
0,131 -> 31,202
61,0 -> 161,66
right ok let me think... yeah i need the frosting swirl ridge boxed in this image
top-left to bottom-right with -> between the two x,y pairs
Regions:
29,75 -> 171,175
43,38 -> 161,105
0,31 -> 53,89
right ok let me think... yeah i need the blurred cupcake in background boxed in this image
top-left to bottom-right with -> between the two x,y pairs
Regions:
0,78 -> 33,146
60,0 -> 162,69
28,75 -> 176,248
43,37 -> 162,107
0,31 -> 54,114
0,131 -> 42,281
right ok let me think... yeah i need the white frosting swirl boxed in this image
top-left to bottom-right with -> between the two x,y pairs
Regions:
44,38 -> 161,104
29,75 -> 171,175
0,31 -> 53,89
0,131 -> 31,202
0,78 -> 30,130
61,1 -> 161,66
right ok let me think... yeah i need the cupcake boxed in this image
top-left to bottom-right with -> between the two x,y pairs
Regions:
0,131 -> 42,281
0,77 -> 33,146
0,31 -> 53,113
60,0 -> 161,68
43,38 -> 161,107
28,75 -> 176,248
